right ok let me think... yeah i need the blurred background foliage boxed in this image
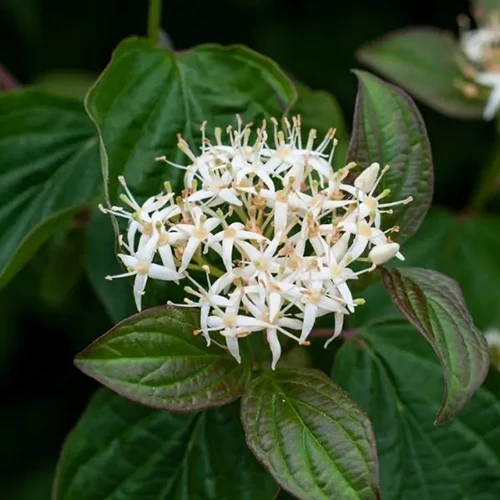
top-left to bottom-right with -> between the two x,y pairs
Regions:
0,0 -> 498,498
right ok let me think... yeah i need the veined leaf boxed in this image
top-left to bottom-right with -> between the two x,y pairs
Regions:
382,267 -> 489,423
75,306 -> 250,411
242,368 -> 380,500
347,71 -> 433,242
357,28 -> 484,119
0,90 -> 99,288
85,37 -> 296,204
396,209 -> 500,330
54,390 -> 278,500
334,318 -> 500,500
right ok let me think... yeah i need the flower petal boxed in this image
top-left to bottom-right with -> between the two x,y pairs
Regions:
267,327 -> 282,370
300,303 -> 318,342
133,273 -> 148,311
225,335 -> 241,363
148,264 -> 182,281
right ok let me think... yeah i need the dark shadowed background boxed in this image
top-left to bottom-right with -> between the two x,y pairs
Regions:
0,0 -> 496,498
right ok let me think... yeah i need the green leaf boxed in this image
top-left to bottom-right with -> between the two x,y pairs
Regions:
399,209 -> 500,330
241,368 -> 380,500
357,28 -> 484,119
75,306 -> 250,411
334,318 -> 500,500
292,82 -> 348,170
347,71 -> 433,243
85,208 -> 136,323
86,37 -> 296,204
0,90 -> 99,288
382,267 -> 489,423
350,209 -> 500,336
54,390 -> 278,500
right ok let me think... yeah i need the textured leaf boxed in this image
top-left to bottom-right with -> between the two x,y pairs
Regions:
357,28 -> 484,119
334,319 -> 500,500
86,37 -> 296,204
398,209 -> 500,330
75,306 -> 250,411
54,390 -> 278,500
349,210 -> 500,335
347,71 -> 433,242
0,90 -> 99,288
241,368 -> 380,500
382,267 -> 489,423
292,83 -> 348,170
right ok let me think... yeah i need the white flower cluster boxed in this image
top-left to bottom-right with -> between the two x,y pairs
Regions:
460,10 -> 500,120
101,116 -> 411,369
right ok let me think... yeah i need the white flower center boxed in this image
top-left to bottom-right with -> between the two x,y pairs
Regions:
136,261 -> 150,275
224,227 -> 238,238
193,227 -> 209,240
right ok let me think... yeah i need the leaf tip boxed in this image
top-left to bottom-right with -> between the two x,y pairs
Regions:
73,351 -> 90,373
433,412 -> 451,426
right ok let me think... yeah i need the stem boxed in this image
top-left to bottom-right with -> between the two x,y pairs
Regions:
192,253 -> 225,278
187,263 -> 205,273
147,0 -> 163,46
233,205 -> 248,223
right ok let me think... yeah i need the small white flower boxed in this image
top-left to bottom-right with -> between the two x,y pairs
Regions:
241,291 -> 302,369
245,276 -> 297,323
339,220 -> 403,262
293,280 -> 347,343
175,206 -> 222,271
209,223 -> 265,272
237,237 -> 282,280
347,190 -> 412,230
156,228 -> 185,272
172,270 -> 235,344
302,260 -> 357,312
100,179 -> 175,254
186,168 -> 242,207
108,232 -> 183,311
234,154 -> 275,192
207,292 -> 268,363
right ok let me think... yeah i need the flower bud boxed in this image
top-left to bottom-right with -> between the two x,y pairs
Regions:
368,242 -> 400,265
354,162 -> 380,193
